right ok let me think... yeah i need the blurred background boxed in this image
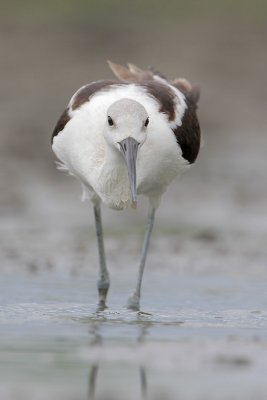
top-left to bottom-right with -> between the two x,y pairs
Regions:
1,0 -> 267,234
1,0 -> 267,242
1,1 -> 267,399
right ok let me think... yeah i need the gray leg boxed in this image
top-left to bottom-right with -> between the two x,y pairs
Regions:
127,207 -> 156,310
93,204 -> 110,308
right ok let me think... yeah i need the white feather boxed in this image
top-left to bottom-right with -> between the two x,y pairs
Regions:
52,84 -> 189,210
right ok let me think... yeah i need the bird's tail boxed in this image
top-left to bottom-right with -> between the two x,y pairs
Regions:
107,60 -> 200,105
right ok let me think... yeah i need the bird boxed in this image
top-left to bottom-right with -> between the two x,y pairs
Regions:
51,61 -> 201,311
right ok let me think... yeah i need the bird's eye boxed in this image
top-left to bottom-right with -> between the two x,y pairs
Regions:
144,117 -> 149,127
108,116 -> 114,126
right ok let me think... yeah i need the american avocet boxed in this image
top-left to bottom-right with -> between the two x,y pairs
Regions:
52,61 -> 201,310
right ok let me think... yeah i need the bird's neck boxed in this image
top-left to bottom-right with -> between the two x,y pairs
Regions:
95,141 -> 130,210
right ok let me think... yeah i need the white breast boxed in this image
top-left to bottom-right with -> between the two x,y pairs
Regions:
52,84 -> 189,209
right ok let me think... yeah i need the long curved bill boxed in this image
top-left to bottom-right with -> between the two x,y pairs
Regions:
119,137 -> 139,208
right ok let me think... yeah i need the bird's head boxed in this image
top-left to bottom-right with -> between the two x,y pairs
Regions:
104,98 -> 149,208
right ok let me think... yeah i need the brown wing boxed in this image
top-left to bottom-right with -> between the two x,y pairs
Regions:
172,99 -> 201,164
71,80 -> 117,110
51,108 -> 71,144
171,78 -> 201,163
140,81 -> 176,122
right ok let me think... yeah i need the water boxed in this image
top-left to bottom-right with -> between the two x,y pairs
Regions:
1,6 -> 267,398
1,150 -> 267,399
1,269 -> 267,400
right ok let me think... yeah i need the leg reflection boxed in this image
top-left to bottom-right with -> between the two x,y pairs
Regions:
140,365 -> 147,399
88,321 -> 150,400
138,322 -> 150,399
88,323 -> 102,400
88,364 -> 99,400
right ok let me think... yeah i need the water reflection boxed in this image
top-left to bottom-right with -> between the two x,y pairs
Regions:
88,364 -> 99,400
88,317 -> 150,400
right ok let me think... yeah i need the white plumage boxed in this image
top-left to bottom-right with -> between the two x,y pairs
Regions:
52,61 -> 201,310
53,82 -> 188,209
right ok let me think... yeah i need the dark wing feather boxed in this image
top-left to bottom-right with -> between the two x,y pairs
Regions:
51,108 -> 71,144
172,101 -> 201,164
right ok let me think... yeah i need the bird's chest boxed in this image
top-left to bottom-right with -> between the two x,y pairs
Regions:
136,140 -> 189,196
96,163 -> 131,210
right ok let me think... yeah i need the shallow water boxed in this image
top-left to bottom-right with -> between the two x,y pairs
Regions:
1,6 -> 267,398
1,268 -> 267,400
1,140 -> 267,399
